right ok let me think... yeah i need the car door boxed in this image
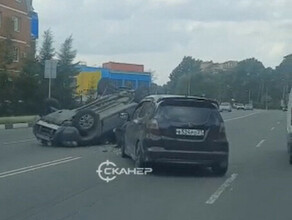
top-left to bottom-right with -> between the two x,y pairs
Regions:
125,101 -> 154,157
124,103 -> 144,157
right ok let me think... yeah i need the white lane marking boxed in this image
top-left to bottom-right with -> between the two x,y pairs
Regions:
256,139 -> 266,148
2,138 -> 35,145
0,157 -> 73,175
271,127 -> 275,131
224,112 -> 258,122
206,173 -> 238,204
0,157 -> 81,178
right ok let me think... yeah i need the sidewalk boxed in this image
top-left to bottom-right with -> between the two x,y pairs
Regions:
0,115 -> 39,129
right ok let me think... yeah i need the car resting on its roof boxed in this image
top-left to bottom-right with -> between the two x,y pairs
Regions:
33,88 -> 148,147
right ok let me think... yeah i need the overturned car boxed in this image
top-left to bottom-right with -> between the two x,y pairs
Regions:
33,90 -> 142,146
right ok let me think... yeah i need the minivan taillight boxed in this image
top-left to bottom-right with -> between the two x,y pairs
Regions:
218,122 -> 226,140
146,119 -> 161,135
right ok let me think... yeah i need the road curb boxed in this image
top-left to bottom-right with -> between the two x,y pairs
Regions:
0,122 -> 33,130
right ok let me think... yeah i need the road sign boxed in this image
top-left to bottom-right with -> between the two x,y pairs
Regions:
45,60 -> 58,98
45,60 -> 57,79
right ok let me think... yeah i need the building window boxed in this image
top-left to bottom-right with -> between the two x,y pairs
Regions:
22,52 -> 27,59
13,47 -> 20,62
12,17 -> 20,32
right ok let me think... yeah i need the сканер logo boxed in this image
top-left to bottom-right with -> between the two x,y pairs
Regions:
96,160 -> 152,183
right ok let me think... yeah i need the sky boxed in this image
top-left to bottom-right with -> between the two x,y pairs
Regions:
33,0 -> 292,85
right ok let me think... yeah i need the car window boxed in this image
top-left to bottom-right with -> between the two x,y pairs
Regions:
138,102 -> 154,119
132,105 -> 143,120
156,104 -> 215,124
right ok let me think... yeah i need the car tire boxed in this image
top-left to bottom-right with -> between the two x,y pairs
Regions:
212,162 -> 228,176
73,109 -> 99,134
135,141 -> 145,168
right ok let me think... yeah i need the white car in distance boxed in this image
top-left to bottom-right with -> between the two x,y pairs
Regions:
219,102 -> 232,112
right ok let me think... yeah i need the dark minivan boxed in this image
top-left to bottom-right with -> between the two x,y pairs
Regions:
116,95 -> 229,175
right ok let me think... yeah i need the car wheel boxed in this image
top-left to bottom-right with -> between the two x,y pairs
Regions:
73,109 -> 99,134
135,141 -> 145,168
212,162 -> 228,176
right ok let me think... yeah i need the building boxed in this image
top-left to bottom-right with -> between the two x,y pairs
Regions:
0,0 -> 38,72
102,62 -> 144,73
76,62 -> 152,99
200,60 -> 238,73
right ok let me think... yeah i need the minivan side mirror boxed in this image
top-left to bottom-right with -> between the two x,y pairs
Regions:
119,112 -> 130,121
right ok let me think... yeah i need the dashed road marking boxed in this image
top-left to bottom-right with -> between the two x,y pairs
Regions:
256,139 -> 266,148
2,138 -> 35,145
206,173 -> 238,204
0,157 -> 81,179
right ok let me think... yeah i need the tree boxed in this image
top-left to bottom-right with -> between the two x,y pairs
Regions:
38,29 -> 55,89
53,35 -> 79,108
276,54 -> 292,92
58,35 -> 77,66
39,29 -> 55,64
0,18 -> 14,115
229,58 -> 265,103
0,39 -> 13,69
0,39 -> 13,108
13,57 -> 43,115
168,56 -> 202,92
164,55 -> 287,108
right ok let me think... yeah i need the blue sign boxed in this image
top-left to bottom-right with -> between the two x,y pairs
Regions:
31,12 -> 39,39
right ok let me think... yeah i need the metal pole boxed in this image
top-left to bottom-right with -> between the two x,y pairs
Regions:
48,64 -> 52,98
48,77 -> 51,98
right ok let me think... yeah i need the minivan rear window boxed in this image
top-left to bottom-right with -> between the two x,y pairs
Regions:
156,104 -> 216,124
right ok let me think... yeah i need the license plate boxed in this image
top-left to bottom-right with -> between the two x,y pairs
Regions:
176,128 -> 205,136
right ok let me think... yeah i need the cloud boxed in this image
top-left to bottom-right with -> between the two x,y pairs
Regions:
34,0 -> 292,84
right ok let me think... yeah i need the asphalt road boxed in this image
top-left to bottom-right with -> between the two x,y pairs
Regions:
0,109 -> 289,220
